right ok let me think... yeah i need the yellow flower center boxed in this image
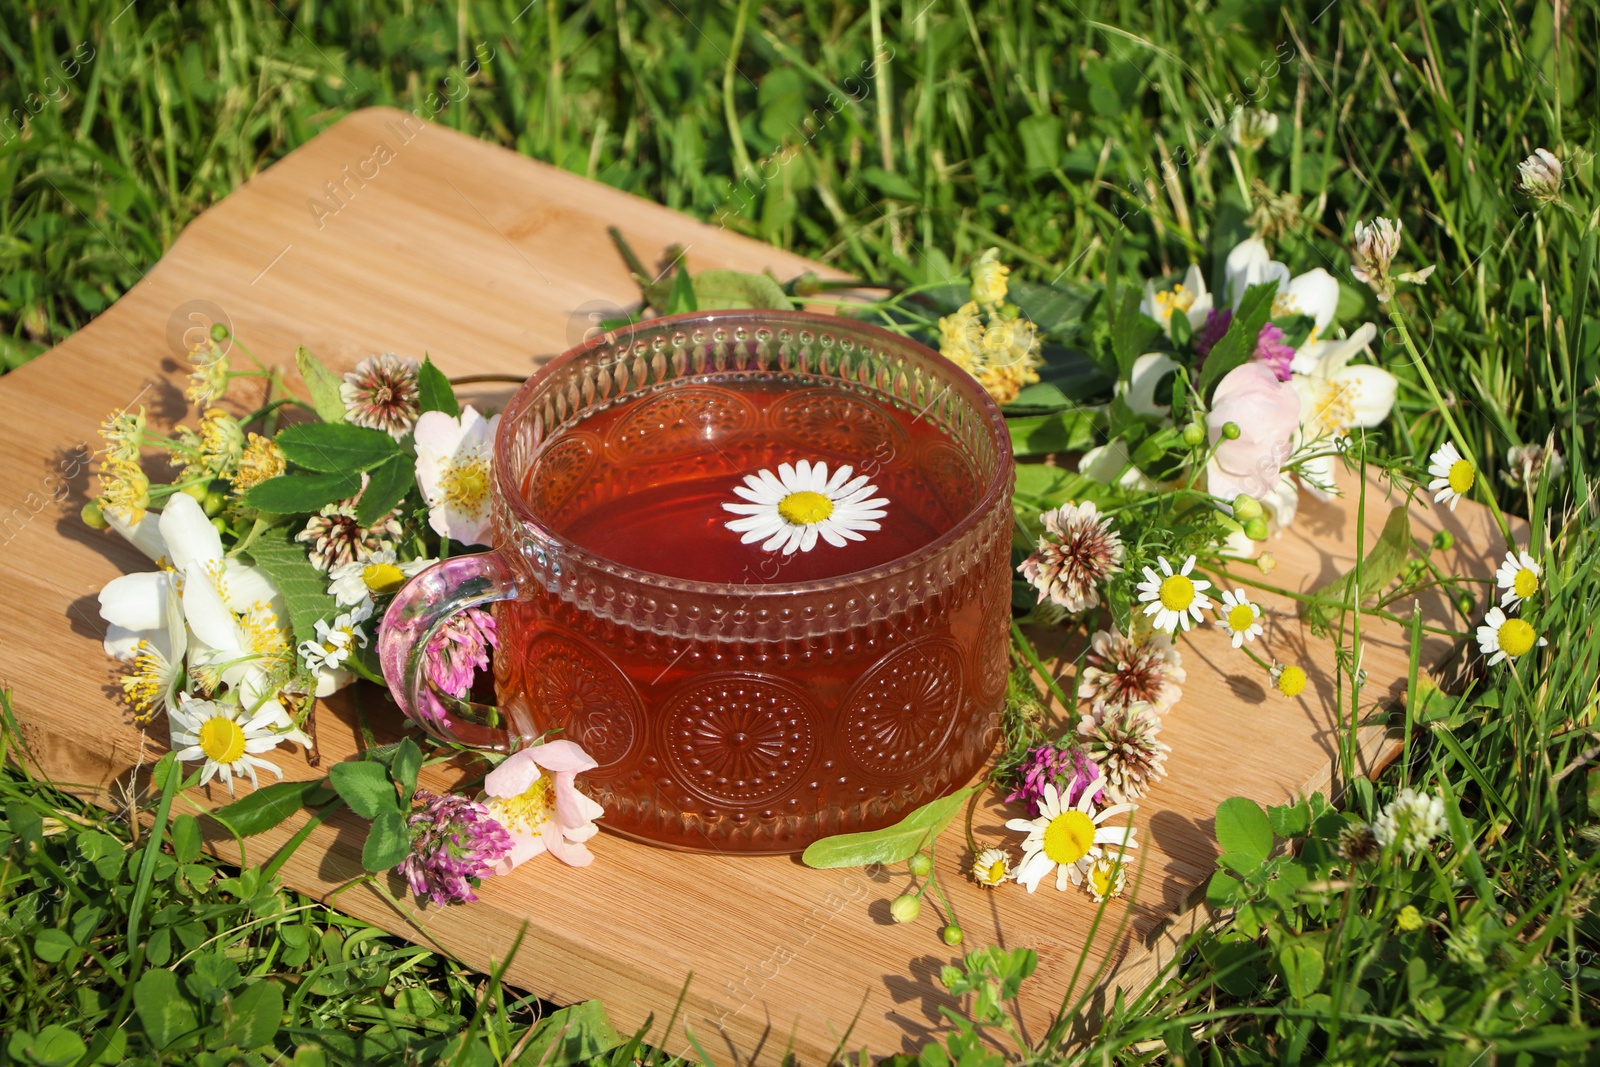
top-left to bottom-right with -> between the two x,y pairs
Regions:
985,859 -> 1007,884
1396,905 -> 1424,932
241,604 -> 289,658
1270,293 -> 1301,317
1042,809 -> 1096,866
1276,664 -> 1308,697
1159,574 -> 1195,612
777,490 -> 834,526
1497,618 -> 1536,658
121,641 -> 166,723
441,455 -> 492,515
1226,603 -> 1256,632
1447,458 -> 1475,495
487,775 -> 554,835
1513,568 -> 1538,600
1088,859 -> 1120,899
198,716 -> 246,765
1153,285 -> 1196,324
1309,379 -> 1359,437
363,562 -> 407,594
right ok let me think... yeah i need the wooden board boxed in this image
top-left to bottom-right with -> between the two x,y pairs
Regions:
0,107 -> 1512,1062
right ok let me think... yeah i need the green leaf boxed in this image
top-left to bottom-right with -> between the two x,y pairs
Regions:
216,981 -> 284,1049
296,346 -> 347,424
242,471 -> 364,514
276,422 -> 401,474
7,1025 -> 87,1067
1110,287 -> 1161,382
33,929 -> 75,964
244,528 -> 337,654
1276,940 -> 1325,1000
663,266 -> 696,314
211,779 -> 324,837
355,454 -> 414,526
1204,870 -> 1244,909
1214,797 -> 1274,865
391,738 -> 422,796
1267,799 -> 1311,839
1010,281 -> 1098,336
417,357 -> 460,417
802,784 -> 978,868
1196,280 -> 1277,400
170,813 -> 201,863
690,269 -> 792,311
1300,506 -> 1413,628
330,760 -> 403,820
1007,410 -> 1097,455
362,810 -> 411,872
1015,113 -> 1061,173
513,1001 -> 625,1067
861,166 -> 920,201
135,968 -> 198,1050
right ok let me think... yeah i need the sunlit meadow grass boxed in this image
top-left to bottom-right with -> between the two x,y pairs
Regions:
1,0 -> 1596,1063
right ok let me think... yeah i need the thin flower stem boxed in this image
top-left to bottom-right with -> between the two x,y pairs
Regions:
1012,621 -> 1075,711
1386,304 -> 1513,544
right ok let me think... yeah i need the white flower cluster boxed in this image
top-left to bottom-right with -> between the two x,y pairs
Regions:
1371,788 -> 1447,857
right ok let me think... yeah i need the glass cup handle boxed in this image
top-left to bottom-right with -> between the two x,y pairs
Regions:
378,550 -> 518,746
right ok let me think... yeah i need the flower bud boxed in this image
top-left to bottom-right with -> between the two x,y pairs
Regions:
81,501 -> 109,529
1243,517 -> 1269,541
209,322 -> 231,342
1220,421 -> 1241,440
907,853 -> 932,878
1257,553 -> 1278,574
1456,592 -> 1476,617
1431,530 -> 1454,552
202,491 -> 228,517
1517,148 -> 1562,203
1231,494 -> 1263,522
181,483 -> 209,503
210,517 -> 229,535
890,894 -> 921,924
1181,422 -> 1206,447
941,925 -> 964,946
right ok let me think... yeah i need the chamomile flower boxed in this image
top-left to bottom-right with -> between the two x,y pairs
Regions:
722,460 -> 888,555
327,549 -> 437,609
1006,782 -> 1138,894
296,601 -> 374,674
1135,555 -> 1213,633
1214,589 -> 1264,648
1494,550 -> 1541,608
1271,662 -> 1308,698
167,694 -> 310,794
1085,855 -> 1128,902
1427,442 -> 1475,511
970,847 -> 1012,888
1475,606 -> 1546,666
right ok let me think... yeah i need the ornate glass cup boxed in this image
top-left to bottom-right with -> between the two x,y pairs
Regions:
379,310 -> 1014,854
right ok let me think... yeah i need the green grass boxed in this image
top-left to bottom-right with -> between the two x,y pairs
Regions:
2,0 -> 1599,1063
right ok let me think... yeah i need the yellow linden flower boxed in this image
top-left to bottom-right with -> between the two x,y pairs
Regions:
1396,905 -> 1425,932
98,458 -> 151,524
969,248 -> 1010,308
230,433 -> 287,493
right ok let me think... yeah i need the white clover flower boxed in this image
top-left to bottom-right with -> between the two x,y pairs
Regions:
1516,148 -> 1562,203
1371,787 -> 1447,857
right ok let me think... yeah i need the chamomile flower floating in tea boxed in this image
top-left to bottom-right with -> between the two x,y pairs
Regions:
1427,442 -> 1475,511
1214,589 -> 1264,648
1494,550 -> 1541,608
1136,555 -> 1213,634
1007,782 -> 1138,894
722,460 -> 888,555
1476,606 -> 1546,666
168,694 -> 310,794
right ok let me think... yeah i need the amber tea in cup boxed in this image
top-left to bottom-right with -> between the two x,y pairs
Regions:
380,310 -> 1014,854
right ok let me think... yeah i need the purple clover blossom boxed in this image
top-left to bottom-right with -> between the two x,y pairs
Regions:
419,607 -> 499,727
1192,307 -> 1233,360
1005,743 -> 1104,815
397,790 -> 513,906
1253,323 -> 1296,382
